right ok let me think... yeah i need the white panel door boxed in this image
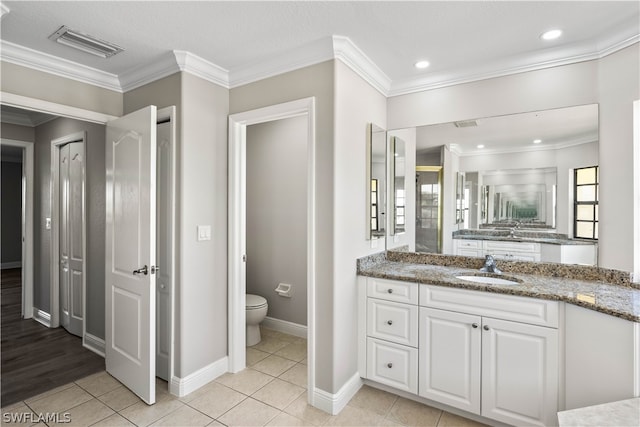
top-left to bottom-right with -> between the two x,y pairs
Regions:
59,141 -> 84,337
106,106 -> 157,405
418,307 -> 481,414
481,317 -> 558,427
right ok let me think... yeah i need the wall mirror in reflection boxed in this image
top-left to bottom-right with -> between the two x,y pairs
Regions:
367,123 -> 386,240
391,136 -> 406,235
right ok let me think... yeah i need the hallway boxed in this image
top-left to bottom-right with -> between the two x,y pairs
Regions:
1,268 -> 104,407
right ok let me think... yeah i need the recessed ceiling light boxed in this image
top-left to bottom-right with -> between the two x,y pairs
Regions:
477,144 -> 485,149
541,29 -> 563,41
533,139 -> 542,144
415,60 -> 430,69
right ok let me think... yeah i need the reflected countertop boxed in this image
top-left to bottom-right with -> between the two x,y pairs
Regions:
452,229 -> 597,245
557,398 -> 640,427
357,252 -> 639,322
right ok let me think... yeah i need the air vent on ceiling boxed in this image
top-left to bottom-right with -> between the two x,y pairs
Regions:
48,25 -> 124,58
453,120 -> 478,128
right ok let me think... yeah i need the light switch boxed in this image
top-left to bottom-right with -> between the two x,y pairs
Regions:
197,225 -> 211,241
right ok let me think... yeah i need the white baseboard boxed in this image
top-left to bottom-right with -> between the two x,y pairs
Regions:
33,309 -> 51,327
1,261 -> 21,269
313,372 -> 363,415
262,316 -> 307,338
170,356 -> 228,397
84,333 -> 106,357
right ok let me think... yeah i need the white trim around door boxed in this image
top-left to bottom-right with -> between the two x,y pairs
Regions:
228,97 -> 317,405
0,138 -> 34,319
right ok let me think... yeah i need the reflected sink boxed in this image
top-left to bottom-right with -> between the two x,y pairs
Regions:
455,275 -> 520,285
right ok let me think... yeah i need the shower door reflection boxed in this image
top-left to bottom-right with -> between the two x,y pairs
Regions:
415,167 -> 442,253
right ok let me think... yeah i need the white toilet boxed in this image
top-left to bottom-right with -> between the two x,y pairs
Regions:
246,294 -> 268,346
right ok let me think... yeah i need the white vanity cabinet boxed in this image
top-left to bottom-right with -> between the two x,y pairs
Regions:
419,285 -> 559,427
359,276 -> 560,427
363,278 -> 419,394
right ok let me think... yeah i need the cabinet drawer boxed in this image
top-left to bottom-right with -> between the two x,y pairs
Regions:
483,240 -> 540,253
367,299 -> 418,347
367,277 -> 418,305
457,248 -> 483,258
420,285 -> 558,328
455,239 -> 482,249
367,338 -> 418,394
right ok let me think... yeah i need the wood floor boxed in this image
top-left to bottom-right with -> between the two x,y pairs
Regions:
1,268 -> 105,407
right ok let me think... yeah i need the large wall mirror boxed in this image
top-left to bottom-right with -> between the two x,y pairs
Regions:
387,104 -> 600,265
367,123 -> 386,240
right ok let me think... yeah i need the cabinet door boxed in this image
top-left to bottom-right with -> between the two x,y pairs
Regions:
419,308 -> 481,414
481,318 -> 558,427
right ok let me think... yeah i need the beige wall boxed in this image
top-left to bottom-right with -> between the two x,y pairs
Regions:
230,60 -> 337,392
333,60 -> 387,391
124,71 -> 230,379
388,44 -> 640,271
2,122 -> 35,142
1,62 -> 123,117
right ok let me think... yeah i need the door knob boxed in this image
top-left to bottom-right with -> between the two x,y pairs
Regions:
472,323 -> 478,328
387,320 -> 393,325
483,325 -> 490,331
387,363 -> 393,368
133,265 -> 148,275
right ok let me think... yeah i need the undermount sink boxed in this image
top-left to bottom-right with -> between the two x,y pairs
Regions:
455,275 -> 520,285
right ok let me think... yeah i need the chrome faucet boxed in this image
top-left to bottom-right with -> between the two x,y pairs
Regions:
480,255 -> 502,274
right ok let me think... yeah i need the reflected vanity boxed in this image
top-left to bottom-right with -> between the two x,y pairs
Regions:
385,104 -> 600,265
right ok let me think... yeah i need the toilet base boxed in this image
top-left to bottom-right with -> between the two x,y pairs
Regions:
247,324 -> 261,346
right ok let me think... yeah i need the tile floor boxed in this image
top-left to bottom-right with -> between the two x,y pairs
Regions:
1,328 -> 488,426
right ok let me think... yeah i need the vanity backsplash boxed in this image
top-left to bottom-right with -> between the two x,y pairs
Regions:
358,250 -> 635,288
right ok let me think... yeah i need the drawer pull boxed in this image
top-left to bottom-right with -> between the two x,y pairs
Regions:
472,323 -> 478,328
483,325 -> 490,331
387,320 -> 393,325
387,363 -> 393,368
387,288 -> 393,294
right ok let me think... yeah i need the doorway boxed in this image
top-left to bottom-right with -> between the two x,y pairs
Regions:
416,166 -> 443,253
0,99 -> 175,405
228,97 -> 317,404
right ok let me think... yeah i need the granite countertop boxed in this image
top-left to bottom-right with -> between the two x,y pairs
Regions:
453,230 -> 596,246
557,398 -> 639,426
357,252 -> 640,323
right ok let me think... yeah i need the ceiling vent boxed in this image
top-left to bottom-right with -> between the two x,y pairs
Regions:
453,120 -> 478,128
48,25 -> 124,58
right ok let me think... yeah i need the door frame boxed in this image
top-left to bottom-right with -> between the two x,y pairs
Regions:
228,97 -> 317,402
0,138 -> 34,319
50,132 -> 87,338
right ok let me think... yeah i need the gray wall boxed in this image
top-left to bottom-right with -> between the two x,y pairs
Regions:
246,116 -> 308,326
1,160 -> 23,265
33,117 -> 106,338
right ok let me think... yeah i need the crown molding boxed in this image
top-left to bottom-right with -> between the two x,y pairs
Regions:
0,40 -> 122,92
332,35 -> 391,96
389,34 -> 640,97
118,52 -> 180,92
0,3 -> 10,19
174,50 -> 229,88
0,108 -> 56,127
229,37 -> 333,88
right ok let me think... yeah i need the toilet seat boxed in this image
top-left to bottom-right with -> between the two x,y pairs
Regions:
246,294 -> 267,310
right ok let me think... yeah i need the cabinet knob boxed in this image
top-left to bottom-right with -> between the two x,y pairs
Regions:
483,325 -> 490,331
387,320 -> 393,325
387,288 -> 393,294
387,363 -> 393,369
472,323 -> 478,328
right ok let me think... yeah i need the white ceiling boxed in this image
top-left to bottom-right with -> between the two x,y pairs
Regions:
415,104 -> 599,155
1,1 -> 638,95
